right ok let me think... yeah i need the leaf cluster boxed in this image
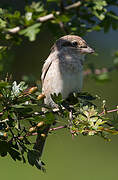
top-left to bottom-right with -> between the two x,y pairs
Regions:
0,0 -> 118,79
0,79 -> 117,171
0,0 -> 118,46
0,79 -> 54,171
0,0 -> 118,172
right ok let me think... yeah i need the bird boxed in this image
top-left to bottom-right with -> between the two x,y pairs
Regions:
41,35 -> 94,107
33,35 -> 94,170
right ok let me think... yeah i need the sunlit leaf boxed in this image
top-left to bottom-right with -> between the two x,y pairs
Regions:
0,18 -> 6,28
19,23 -> 41,41
11,81 -> 28,98
25,12 -> 32,21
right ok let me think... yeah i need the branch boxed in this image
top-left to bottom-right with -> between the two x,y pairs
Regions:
7,26 -> 21,33
10,107 -> 118,141
7,1 -> 82,34
18,125 -> 67,140
64,1 -> 81,10
100,108 -> 118,116
37,13 -> 56,22
50,125 -> 67,131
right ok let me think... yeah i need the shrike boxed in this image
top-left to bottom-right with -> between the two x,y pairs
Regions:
34,35 -> 94,168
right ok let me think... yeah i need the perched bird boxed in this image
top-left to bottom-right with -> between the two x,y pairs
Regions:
33,35 -> 94,169
41,35 -> 94,107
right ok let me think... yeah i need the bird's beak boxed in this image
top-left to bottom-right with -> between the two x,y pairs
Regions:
86,46 -> 95,54
81,46 -> 95,54
88,46 -> 95,54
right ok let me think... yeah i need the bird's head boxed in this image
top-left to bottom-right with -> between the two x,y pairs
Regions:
51,35 -> 94,55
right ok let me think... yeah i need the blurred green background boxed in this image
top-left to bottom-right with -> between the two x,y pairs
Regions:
0,26 -> 118,180
0,0 -> 118,179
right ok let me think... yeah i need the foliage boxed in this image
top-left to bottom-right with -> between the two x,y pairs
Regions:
0,79 -> 117,171
0,0 -> 117,76
0,0 -> 118,172
0,0 -> 118,45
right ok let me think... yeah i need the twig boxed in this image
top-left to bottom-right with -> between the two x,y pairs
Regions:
50,125 -> 67,131
17,107 -> 118,139
100,108 -> 118,116
37,2 -> 82,22
64,1 -> 81,10
7,1 -> 82,33
7,26 -> 20,33
107,108 -> 118,114
18,125 -> 67,140
37,13 -> 56,22
58,21 -> 69,34
0,118 -> 9,123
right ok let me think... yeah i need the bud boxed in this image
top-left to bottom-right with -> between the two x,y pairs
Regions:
28,87 -> 38,94
0,132 -> 7,139
37,93 -> 45,100
5,126 -> 10,132
0,94 -> 3,100
29,127 -> 36,133
41,133 -> 46,138
37,121 -> 45,128
3,132 -> 7,138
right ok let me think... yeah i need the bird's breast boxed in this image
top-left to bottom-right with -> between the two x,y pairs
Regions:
50,58 -> 83,99
42,52 -> 84,100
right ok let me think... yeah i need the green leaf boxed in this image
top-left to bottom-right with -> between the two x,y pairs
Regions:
91,25 -> 101,31
95,72 -> 109,81
11,105 -> 25,109
93,0 -> 107,11
114,51 -> 118,57
0,81 -> 9,88
30,2 -> 44,13
45,112 -> 55,124
51,93 -> 63,104
113,57 -> 118,67
57,15 -> 70,23
19,23 -> 41,41
93,10 -> 105,20
25,12 -> 32,21
0,140 -> 8,157
8,147 -> 21,161
0,18 -> 6,28
108,11 -> 118,20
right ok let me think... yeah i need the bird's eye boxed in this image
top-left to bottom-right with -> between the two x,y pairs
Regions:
71,41 -> 78,47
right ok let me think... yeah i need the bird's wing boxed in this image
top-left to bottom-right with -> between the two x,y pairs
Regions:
41,57 -> 53,83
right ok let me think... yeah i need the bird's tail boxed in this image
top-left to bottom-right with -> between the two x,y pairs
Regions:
29,124 -> 51,171
33,124 -> 50,156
